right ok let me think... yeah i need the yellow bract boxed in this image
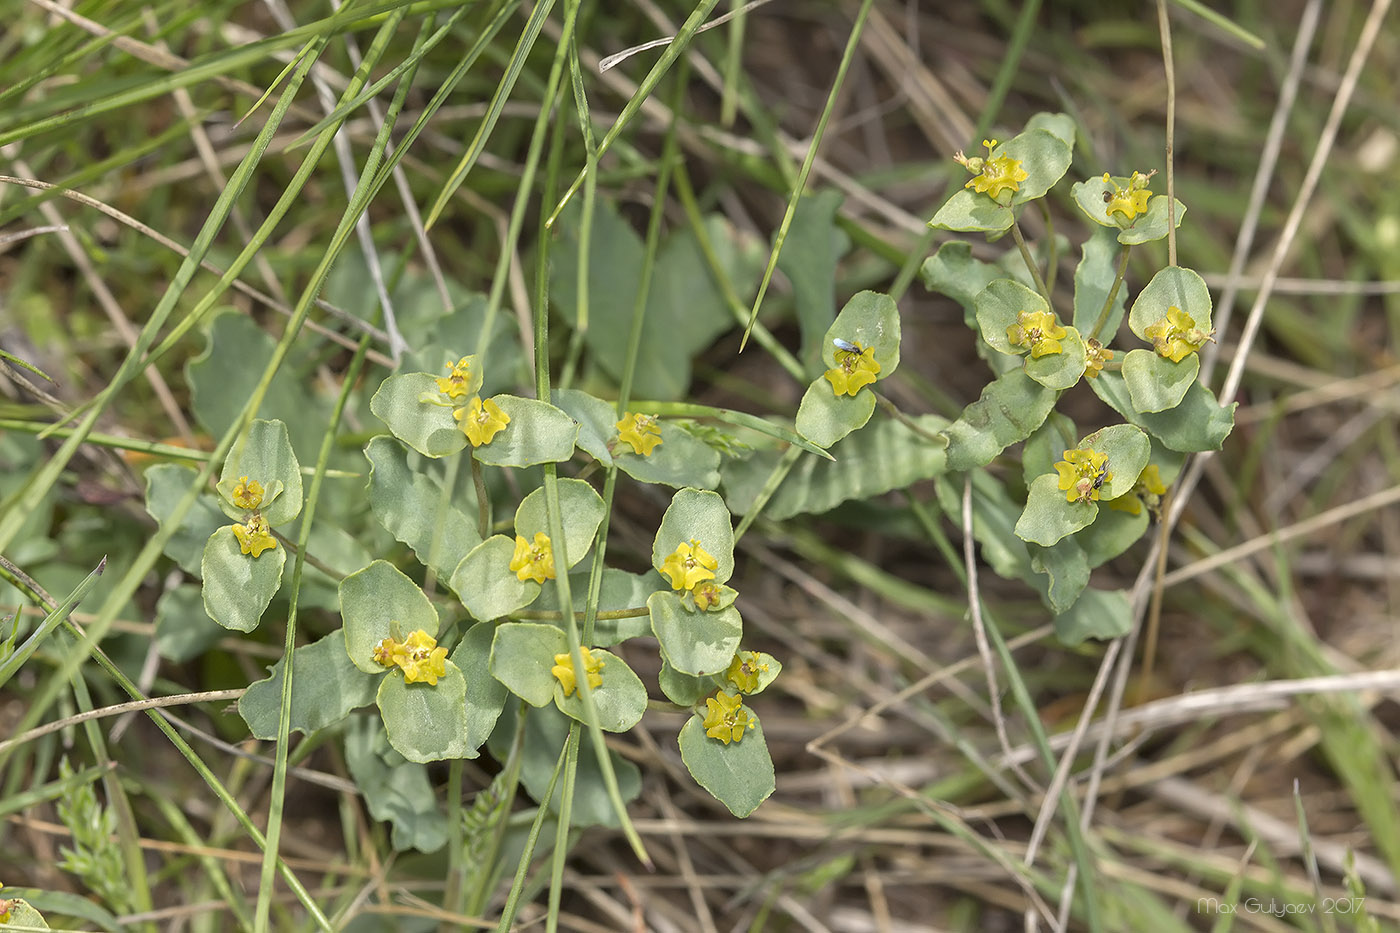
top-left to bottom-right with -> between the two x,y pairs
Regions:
726,651 -> 768,694
823,343 -> 881,397
552,646 -> 605,697
1007,310 -> 1067,358
232,513 -> 277,557
370,630 -> 448,685
1102,170 -> 1155,221
1054,448 -> 1112,504
436,356 -> 474,399
616,412 -> 663,456
510,532 -> 556,584
660,539 -> 718,591
1085,338 -> 1113,379
1144,306 -> 1212,363
454,396 -> 510,447
231,475 -> 265,510
691,580 -> 723,611
703,691 -> 756,745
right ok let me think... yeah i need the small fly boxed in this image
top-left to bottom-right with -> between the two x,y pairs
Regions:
832,337 -> 862,354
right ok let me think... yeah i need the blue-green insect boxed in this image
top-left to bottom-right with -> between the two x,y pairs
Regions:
832,337 -> 861,353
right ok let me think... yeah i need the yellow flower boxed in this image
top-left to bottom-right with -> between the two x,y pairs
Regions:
1102,170 -> 1155,221
0,890 -> 12,924
823,341 -> 881,397
1143,306 -> 1213,363
702,691 -> 756,745
454,396 -> 511,447
1085,338 -> 1113,379
552,646 -> 604,697
955,139 -> 1029,201
509,532 -> 556,584
1108,463 -> 1168,516
726,651 -> 768,693
436,357 -> 474,399
660,539 -> 718,591
1054,448 -> 1113,504
231,475 -> 265,510
371,635 -> 401,668
616,412 -> 663,456
691,580 -> 723,611
232,513 -> 277,557
1007,309 -> 1067,358
398,629 -> 448,685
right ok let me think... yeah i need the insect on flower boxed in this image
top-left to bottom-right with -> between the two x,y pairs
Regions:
832,337 -> 861,353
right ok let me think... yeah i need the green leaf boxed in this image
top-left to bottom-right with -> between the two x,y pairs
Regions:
928,188 -> 1013,233
200,525 -> 284,632
652,488 -> 736,585
532,568 -> 662,646
377,662 -> 474,763
1030,539 -> 1090,614
0,898 -> 49,930
1127,265 -> 1213,339
1072,225 -> 1128,335
678,713 -> 774,817
1078,501 -> 1150,568
1021,412 -> 1078,491
239,629 -> 378,739
370,372 -> 467,459
1117,194 -> 1187,246
552,388 -> 619,466
449,535 -> 540,622
821,290 -> 901,376
554,649 -> 648,732
725,413 -> 949,520
1024,326 -> 1087,390
1025,111 -> 1077,149
1090,372 -> 1235,452
489,622 -> 567,707
468,395 -> 578,468
143,464 -> 227,576
488,702 -> 641,828
1003,128 -> 1072,204
550,201 -> 763,400
344,716 -> 446,853
364,435 -> 480,578
794,377 -> 876,448
154,583 -> 225,663
216,419 -> 302,526
1054,587 -> 1132,645
974,278 -> 1051,357
658,662 -> 718,706
339,560 -> 440,675
1075,423 -> 1151,499
648,591 -> 743,677
514,478 -> 604,570
778,189 -> 850,375
1014,474 -> 1097,546
942,369 -> 1057,472
1122,348 -> 1199,413
451,621 -> 509,752
921,241 -> 1001,319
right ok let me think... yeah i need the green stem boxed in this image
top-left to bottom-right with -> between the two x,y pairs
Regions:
470,454 -> 491,541
513,606 -> 649,621
873,392 -> 946,445
1088,243 -> 1132,343
1009,216 -> 1052,307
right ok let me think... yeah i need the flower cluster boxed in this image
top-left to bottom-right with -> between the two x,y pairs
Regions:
823,340 -> 881,397
510,532 -> 556,584
616,412 -> 662,456
372,629 -> 449,685
436,356 -> 474,399
726,651 -> 768,693
1007,310 -> 1066,358
552,645 -> 604,697
1109,463 -> 1168,516
454,396 -> 510,447
1102,170 -> 1155,222
1084,338 -> 1113,378
229,475 -> 277,558
1144,306 -> 1213,363
1054,448 -> 1112,504
702,691 -> 756,745
661,539 -> 717,592
954,139 -> 1028,201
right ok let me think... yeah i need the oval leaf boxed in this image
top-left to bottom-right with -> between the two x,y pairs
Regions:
489,621 -> 568,707
364,435 -> 480,577
1014,473 -> 1098,546
652,488 -> 736,586
451,621 -> 510,752
201,526 -> 284,632
1122,348 -> 1199,413
821,290 -> 901,376
648,591 -> 743,677
1128,265 -> 1213,339
340,560 -> 440,675
514,478 -> 605,570
554,649 -> 648,732
216,419 -> 302,526
449,535 -> 541,621
370,372 -> 468,459
469,395 -> 578,467
377,662 -> 474,762
794,377 -> 876,449
974,279 -> 1052,358
239,629 -> 379,739
1075,423 -> 1151,500
678,714 -> 775,817
1023,326 -> 1087,390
